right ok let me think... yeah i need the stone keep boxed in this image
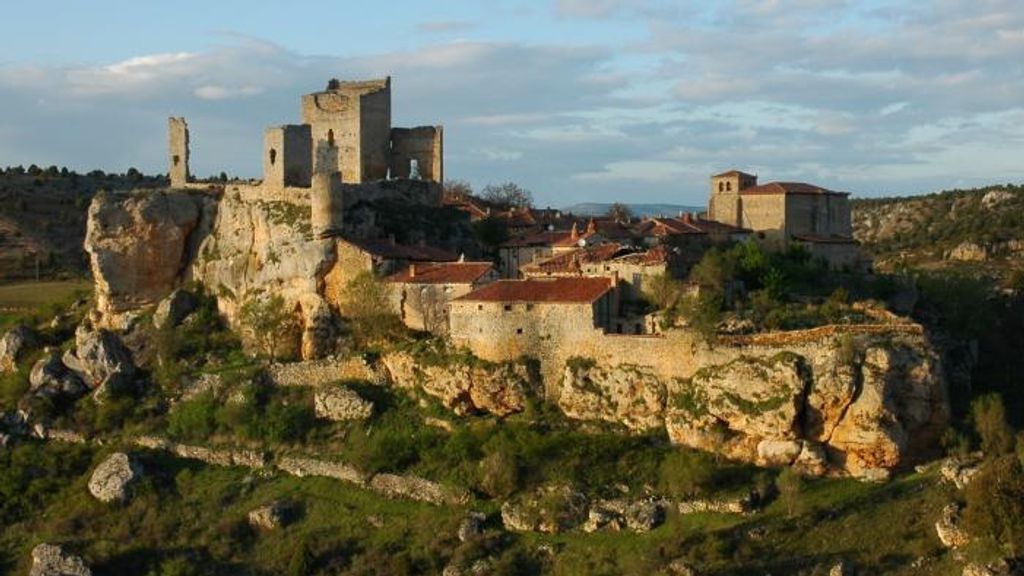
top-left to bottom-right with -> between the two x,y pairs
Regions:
390,126 -> 444,182
301,78 -> 392,184
263,125 -> 313,188
168,117 -> 190,187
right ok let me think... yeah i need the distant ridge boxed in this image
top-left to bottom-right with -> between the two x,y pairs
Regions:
561,203 -> 704,218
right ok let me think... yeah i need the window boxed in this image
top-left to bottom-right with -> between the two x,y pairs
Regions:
477,304 -> 483,311
726,181 -> 732,191
327,129 -> 335,147
503,304 -> 512,311
718,182 -> 724,192
516,328 -> 523,334
526,304 -> 534,311
172,155 -> 180,167
269,148 -> 277,166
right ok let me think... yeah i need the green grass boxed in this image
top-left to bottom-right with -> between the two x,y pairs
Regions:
0,280 -> 91,330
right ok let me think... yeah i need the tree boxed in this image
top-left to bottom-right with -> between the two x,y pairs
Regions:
443,178 -> 473,200
239,293 -> 298,360
972,393 -> 1015,456
339,271 -> 404,346
964,454 -> 1024,556
481,181 -> 533,209
606,202 -> 633,223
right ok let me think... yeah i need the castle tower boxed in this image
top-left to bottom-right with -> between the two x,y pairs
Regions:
168,117 -> 190,187
311,139 -> 341,237
263,125 -> 313,189
708,170 -> 756,227
301,77 -> 392,184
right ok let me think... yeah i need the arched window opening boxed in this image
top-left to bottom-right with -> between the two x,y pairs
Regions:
718,182 -> 724,192
327,129 -> 335,147
726,181 -> 732,191
172,155 -> 180,167
269,148 -> 277,166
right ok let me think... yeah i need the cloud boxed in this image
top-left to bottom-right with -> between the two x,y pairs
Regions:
417,20 -> 474,33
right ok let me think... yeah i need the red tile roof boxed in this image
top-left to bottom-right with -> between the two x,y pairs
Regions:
342,237 -> 459,262
610,244 -> 676,266
713,169 -> 756,178
385,262 -> 495,284
740,182 -> 848,196
455,277 -> 614,304
501,230 -> 574,248
522,243 -> 626,274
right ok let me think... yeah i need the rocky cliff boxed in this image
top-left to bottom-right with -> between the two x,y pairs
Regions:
558,331 -> 947,479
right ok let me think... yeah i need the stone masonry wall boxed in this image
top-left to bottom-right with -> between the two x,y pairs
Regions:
390,126 -> 443,183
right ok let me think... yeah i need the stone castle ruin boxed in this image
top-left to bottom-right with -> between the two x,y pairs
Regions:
168,77 -> 444,238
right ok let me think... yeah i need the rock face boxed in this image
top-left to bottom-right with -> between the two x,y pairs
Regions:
582,499 -> 664,533
152,289 -> 197,329
88,452 -> 142,503
30,543 -> 92,576
935,503 -> 970,548
457,511 -> 487,542
85,190 -> 205,329
0,324 -> 36,372
558,363 -> 665,431
29,350 -> 88,401
314,385 -> 373,421
383,352 -> 535,416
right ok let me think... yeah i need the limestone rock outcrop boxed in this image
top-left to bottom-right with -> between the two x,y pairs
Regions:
368,473 -> 470,506
153,289 -> 197,329
935,503 -> 970,548
314,385 -> 373,421
30,543 -> 92,576
501,484 -> 588,534
0,324 -> 37,372
88,452 -> 142,503
383,352 -> 534,416
85,190 -> 205,329
62,325 -> 135,400
582,498 -> 664,533
29,350 -> 88,401
558,363 -> 666,431
248,500 -> 294,530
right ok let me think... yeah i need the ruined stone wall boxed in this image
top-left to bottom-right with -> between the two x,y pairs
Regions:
334,179 -> 442,211
168,118 -> 189,187
390,126 -> 443,183
263,125 -> 313,189
358,88 -> 392,181
804,241 -> 861,269
390,281 -> 477,334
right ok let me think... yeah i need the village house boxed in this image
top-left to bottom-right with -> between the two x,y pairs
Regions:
448,277 -> 617,359
323,237 -> 458,311
385,261 -> 498,333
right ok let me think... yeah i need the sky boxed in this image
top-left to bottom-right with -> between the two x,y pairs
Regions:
0,0 -> 1022,207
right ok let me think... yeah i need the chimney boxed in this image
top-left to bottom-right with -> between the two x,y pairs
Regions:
410,264 -> 417,278
586,218 -> 597,234
570,222 -> 580,242
682,212 -> 693,224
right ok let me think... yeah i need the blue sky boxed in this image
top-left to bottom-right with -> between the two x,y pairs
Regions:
1,0 -> 1022,207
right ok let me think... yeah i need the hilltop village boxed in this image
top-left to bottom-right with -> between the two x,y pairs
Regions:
68,77 -> 952,484
163,77 -> 864,355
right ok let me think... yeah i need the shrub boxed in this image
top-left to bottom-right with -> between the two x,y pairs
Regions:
167,392 -> 218,441
478,448 -> 520,498
972,393 -> 1015,456
239,293 -> 300,360
775,467 -> 804,518
657,450 -> 718,499
964,454 -> 1024,556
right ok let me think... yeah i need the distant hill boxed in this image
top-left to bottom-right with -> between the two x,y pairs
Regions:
852,183 -> 1024,276
562,203 -> 704,218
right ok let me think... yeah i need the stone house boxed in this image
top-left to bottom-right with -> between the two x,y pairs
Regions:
706,170 -> 859,267
448,277 -> 617,360
385,261 -> 498,333
498,220 -> 609,279
323,237 -> 458,311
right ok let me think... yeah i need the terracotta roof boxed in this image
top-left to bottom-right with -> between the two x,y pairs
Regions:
610,244 -> 676,266
386,262 -> 495,284
501,230 -> 573,248
522,243 -> 626,274
791,234 -> 859,245
455,277 -> 614,304
740,182 -> 848,196
713,169 -> 756,178
342,237 -> 459,262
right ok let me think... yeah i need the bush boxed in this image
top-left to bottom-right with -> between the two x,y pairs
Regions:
657,450 -> 718,499
167,392 -> 218,441
964,454 -> 1024,556
775,467 -> 804,518
972,393 -> 1015,456
478,448 -> 520,498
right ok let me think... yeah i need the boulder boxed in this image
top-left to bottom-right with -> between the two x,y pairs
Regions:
582,499 -> 664,533
248,500 -> 294,530
29,350 -> 88,401
30,543 -> 92,576
756,439 -> 803,466
665,559 -> 701,576
0,324 -> 37,372
457,511 -> 487,542
501,484 -> 589,534
935,503 -> 970,548
62,326 -> 135,401
88,452 -> 142,503
940,454 -> 983,490
314,385 -> 373,421
152,289 -> 197,329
